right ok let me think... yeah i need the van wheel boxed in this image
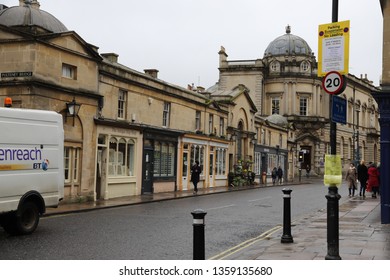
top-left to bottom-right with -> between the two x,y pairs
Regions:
14,201 -> 40,235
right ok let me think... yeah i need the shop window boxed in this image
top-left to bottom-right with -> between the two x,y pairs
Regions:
109,137 -> 135,176
191,145 -> 204,174
254,152 -> 261,175
215,148 -> 227,175
154,142 -> 175,177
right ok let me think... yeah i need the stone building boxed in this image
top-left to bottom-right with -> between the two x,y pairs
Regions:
0,1 -> 279,201
210,25 -> 380,177
0,1 -> 380,202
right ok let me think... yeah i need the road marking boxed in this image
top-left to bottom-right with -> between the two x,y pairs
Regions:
248,196 -> 272,203
209,225 -> 283,260
207,204 -> 236,211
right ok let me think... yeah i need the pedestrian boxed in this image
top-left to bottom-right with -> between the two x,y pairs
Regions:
271,167 -> 277,185
306,165 -> 311,178
367,162 -> 380,198
277,166 -> 283,185
190,160 -> 201,195
357,160 -> 368,197
345,162 -> 357,197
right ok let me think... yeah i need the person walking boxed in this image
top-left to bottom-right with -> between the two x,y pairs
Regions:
306,165 -> 311,178
190,160 -> 201,195
345,162 -> 357,197
271,167 -> 277,185
277,166 -> 283,185
367,162 -> 380,198
357,160 -> 368,197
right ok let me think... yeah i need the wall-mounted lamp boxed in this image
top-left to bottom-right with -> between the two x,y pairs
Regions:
66,98 -> 81,126
251,134 -> 257,145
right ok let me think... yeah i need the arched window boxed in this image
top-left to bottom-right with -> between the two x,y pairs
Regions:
108,137 -> 135,176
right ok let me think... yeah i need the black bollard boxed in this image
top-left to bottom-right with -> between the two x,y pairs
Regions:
281,188 -> 293,243
191,209 -> 207,260
325,186 -> 341,260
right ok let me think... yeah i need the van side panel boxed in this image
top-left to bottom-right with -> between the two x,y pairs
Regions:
0,108 -> 64,214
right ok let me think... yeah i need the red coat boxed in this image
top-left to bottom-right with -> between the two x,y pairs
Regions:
367,166 -> 380,191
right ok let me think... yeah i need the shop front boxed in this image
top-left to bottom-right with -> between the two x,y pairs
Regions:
178,135 -> 229,192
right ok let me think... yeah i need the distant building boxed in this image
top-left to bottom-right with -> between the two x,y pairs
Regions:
210,25 -> 380,177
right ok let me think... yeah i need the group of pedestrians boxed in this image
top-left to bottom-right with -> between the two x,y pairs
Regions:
345,160 -> 380,198
271,166 -> 283,185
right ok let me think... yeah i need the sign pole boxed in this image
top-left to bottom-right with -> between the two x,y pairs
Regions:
325,0 -> 341,260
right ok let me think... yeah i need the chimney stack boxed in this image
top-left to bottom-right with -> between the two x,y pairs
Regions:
101,53 -> 119,63
144,69 -> 159,79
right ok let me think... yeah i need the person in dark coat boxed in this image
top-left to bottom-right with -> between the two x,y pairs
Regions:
357,160 -> 368,197
277,166 -> 283,185
190,160 -> 201,194
306,165 -> 311,178
271,167 -> 277,185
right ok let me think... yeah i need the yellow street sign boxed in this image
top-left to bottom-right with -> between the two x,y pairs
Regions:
318,20 -> 350,77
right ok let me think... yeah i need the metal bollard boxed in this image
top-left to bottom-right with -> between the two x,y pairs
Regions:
325,186 -> 341,260
191,209 -> 207,260
281,188 -> 294,243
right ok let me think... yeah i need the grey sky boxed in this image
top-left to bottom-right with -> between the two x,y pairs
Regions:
1,0 -> 383,88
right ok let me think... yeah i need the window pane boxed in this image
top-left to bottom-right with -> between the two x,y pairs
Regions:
109,138 -> 117,175
163,102 -> 170,127
118,90 -> 126,119
300,98 -> 308,116
154,143 -> 161,175
272,98 -> 280,114
73,149 -> 79,182
64,147 -> 70,181
127,141 -> 134,176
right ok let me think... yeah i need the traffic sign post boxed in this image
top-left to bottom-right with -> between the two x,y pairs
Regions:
322,71 -> 346,95
332,95 -> 347,124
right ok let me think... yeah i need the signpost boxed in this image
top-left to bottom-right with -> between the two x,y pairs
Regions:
322,71 -> 346,95
318,0 -> 348,261
332,95 -> 347,124
318,20 -> 350,77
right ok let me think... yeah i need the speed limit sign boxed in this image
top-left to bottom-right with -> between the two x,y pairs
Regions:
322,71 -> 346,95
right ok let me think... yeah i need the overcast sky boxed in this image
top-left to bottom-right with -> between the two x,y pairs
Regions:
1,0 -> 383,89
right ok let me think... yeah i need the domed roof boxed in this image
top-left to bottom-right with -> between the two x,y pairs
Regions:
0,1 -> 68,33
264,26 -> 312,57
265,114 -> 288,127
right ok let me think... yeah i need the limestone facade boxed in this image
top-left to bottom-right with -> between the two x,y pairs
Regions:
0,2 -> 381,201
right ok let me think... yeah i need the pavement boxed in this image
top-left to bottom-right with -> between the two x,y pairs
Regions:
45,178 -> 390,260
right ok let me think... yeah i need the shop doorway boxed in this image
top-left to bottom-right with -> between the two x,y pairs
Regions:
142,148 -> 154,194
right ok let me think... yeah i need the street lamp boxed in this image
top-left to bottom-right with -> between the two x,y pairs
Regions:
66,98 -> 81,126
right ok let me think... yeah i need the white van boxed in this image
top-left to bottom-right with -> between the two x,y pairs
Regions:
0,106 -> 64,235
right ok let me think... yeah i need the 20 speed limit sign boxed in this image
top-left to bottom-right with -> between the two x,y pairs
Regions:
322,71 -> 345,95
